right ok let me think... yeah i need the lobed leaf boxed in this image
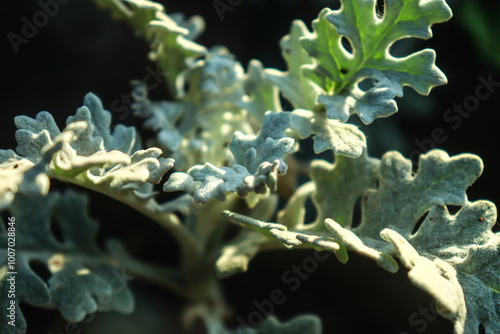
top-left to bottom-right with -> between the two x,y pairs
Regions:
0,191 -> 134,333
6,93 -> 174,203
265,20 -> 320,111
290,109 -> 366,156
228,149 -> 498,333
164,111 -> 295,203
300,0 -> 452,123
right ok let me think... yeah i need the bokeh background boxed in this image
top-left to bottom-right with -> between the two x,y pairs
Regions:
1,0 -> 500,333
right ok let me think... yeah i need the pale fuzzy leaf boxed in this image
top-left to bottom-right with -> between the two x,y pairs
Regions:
0,150 -> 35,210
229,111 -> 295,174
310,152 -> 379,228
164,111 -> 295,203
132,47 -> 258,171
223,211 -> 345,258
318,150 -> 496,334
232,148 -> 497,333
0,191 -> 134,333
0,122 -> 89,209
215,230 -> 270,278
407,201 -> 500,333
325,219 -> 398,272
381,229 -> 463,318
14,111 -> 60,161
66,93 -> 137,155
355,149 -> 483,239
290,109 -> 366,156
11,94 -> 174,200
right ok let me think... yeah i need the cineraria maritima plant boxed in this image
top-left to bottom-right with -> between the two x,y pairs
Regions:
1,0 -> 499,333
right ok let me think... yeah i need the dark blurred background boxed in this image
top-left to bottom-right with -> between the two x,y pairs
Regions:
1,0 -> 499,333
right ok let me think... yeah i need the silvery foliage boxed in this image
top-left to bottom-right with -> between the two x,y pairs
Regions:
1,0 -> 498,334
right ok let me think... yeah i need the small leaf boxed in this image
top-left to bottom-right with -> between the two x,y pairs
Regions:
245,59 -> 282,123
215,230 -> 270,278
164,111 -> 295,203
66,93 -> 137,155
257,315 -> 322,334
290,109 -> 366,156
266,20 -> 320,110
229,111 -> 294,175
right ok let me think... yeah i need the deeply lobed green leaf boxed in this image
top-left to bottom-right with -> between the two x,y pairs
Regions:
300,0 -> 452,124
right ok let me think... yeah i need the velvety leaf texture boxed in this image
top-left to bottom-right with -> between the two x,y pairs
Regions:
0,191 -> 133,334
4,0 -> 497,333
300,0 -> 452,124
289,109 -> 367,156
2,93 -> 174,207
225,150 -> 499,333
164,111 -> 295,203
132,47 -> 258,171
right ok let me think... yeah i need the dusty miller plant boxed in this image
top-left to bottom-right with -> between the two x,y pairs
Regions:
1,0 -> 499,333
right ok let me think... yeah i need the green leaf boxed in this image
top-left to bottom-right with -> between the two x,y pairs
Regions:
0,191 -> 134,334
300,1 -> 452,123
245,59 -> 282,123
265,20 -> 320,110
